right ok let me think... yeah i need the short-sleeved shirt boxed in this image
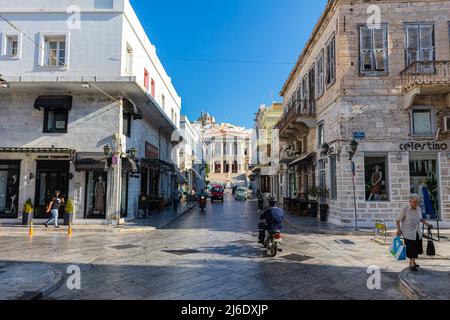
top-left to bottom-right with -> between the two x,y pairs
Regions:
396,204 -> 422,240
51,197 -> 61,210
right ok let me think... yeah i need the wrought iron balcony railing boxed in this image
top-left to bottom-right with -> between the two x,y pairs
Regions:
276,99 -> 315,132
400,61 -> 450,92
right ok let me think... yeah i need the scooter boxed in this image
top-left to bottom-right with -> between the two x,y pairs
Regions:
264,230 -> 283,257
198,196 -> 207,212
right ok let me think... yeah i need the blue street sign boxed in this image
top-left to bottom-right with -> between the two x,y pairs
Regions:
353,131 -> 365,140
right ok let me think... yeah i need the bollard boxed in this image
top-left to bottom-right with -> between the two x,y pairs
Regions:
28,221 -> 34,237
68,222 -> 73,236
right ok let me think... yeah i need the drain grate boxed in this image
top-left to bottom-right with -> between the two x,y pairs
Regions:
110,244 -> 139,250
281,254 -> 314,262
335,239 -> 355,245
163,249 -> 201,256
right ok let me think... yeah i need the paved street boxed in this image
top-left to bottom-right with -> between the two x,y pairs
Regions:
1,192 -> 448,300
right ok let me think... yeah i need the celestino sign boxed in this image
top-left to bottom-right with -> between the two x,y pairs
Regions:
400,142 -> 448,152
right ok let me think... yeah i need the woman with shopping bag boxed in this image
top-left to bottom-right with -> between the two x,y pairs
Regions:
396,194 -> 433,272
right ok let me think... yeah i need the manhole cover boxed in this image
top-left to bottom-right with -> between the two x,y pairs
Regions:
110,244 -> 139,250
163,249 -> 200,256
335,239 -> 355,245
281,254 -> 314,262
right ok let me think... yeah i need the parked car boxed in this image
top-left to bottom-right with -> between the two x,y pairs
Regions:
210,185 -> 224,202
235,187 -> 248,200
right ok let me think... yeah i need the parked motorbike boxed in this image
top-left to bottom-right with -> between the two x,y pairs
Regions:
198,196 -> 207,212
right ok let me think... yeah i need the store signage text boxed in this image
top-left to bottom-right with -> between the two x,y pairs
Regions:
400,142 -> 448,152
37,155 -> 71,160
145,142 -> 159,159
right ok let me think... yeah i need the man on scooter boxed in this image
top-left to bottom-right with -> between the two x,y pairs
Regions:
259,198 -> 284,243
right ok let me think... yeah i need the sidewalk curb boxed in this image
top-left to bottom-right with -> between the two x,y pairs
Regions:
398,267 -> 427,300
159,203 -> 197,229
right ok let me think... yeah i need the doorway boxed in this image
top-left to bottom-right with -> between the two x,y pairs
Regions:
84,171 -> 107,219
34,161 -> 70,218
0,160 -> 20,218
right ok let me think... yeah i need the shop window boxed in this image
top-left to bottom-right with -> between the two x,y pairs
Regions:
85,171 -> 107,219
43,108 -> 68,133
364,156 -> 389,201
411,108 -> 433,136
0,161 -> 20,218
410,157 -> 439,220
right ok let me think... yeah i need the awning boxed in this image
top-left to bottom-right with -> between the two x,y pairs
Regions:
288,152 -> 316,167
0,147 -> 76,154
75,152 -> 107,171
141,158 -> 174,171
122,157 -> 139,173
123,98 -> 143,120
34,95 -> 73,111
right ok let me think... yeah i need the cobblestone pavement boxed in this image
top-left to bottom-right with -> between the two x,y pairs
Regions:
0,193 -> 448,300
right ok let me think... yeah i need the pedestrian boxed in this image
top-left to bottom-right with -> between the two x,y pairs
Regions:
396,194 -> 433,272
44,190 -> 62,229
173,187 -> 181,212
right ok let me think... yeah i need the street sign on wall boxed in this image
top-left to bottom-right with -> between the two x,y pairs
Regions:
353,132 -> 366,140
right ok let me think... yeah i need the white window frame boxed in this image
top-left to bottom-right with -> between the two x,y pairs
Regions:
444,116 -> 450,132
38,32 -> 70,69
410,106 -> 436,137
1,33 -> 22,59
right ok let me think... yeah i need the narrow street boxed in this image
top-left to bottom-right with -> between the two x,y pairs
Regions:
0,192 -> 407,300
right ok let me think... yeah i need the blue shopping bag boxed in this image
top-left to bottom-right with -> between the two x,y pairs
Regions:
389,236 -> 406,261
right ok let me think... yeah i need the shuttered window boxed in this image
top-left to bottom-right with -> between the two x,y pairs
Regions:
405,24 -> 435,67
308,67 -> 316,114
359,25 -> 388,75
326,34 -> 336,86
302,74 -> 309,114
315,50 -> 325,98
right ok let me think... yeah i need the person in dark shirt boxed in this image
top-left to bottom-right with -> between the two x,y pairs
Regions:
259,198 -> 284,243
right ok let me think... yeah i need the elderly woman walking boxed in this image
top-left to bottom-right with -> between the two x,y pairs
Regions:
396,194 -> 433,272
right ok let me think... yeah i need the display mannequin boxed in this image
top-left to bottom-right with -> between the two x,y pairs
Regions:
94,176 -> 105,213
7,175 -> 18,213
368,165 -> 382,201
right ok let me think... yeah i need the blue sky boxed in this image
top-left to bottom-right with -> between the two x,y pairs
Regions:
130,0 -> 328,128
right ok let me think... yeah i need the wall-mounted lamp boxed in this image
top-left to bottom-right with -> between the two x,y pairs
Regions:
103,144 -> 112,156
127,147 -> 138,158
348,140 -> 359,161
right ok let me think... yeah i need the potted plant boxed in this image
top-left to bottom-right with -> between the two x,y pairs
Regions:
64,196 -> 74,226
318,187 -> 330,222
307,187 -> 319,218
22,199 -> 34,225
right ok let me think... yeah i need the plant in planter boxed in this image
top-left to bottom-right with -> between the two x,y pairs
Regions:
317,187 -> 330,222
64,197 -> 74,226
307,187 -> 319,217
22,199 -> 34,225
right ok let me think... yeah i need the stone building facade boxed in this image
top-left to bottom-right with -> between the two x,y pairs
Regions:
276,0 -> 450,228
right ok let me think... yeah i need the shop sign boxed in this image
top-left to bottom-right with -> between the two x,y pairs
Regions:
37,155 -> 71,160
145,142 -> 159,159
399,142 -> 448,152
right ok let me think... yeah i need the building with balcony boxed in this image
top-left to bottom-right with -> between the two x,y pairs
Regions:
0,0 -> 182,224
194,113 -> 252,188
275,0 -> 450,227
251,103 -> 283,195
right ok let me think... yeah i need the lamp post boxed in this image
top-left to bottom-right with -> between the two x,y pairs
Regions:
348,140 -> 359,231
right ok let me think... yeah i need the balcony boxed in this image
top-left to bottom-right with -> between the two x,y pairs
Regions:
400,61 -> 450,108
401,61 -> 450,92
275,99 -> 316,133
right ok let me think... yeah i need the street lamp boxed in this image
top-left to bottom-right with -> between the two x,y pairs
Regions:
103,144 -> 112,157
127,147 -> 137,158
348,139 -> 359,231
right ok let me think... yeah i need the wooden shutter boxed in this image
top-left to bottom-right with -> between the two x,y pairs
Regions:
373,26 -> 387,72
326,36 -> 336,84
419,25 -> 434,62
303,74 -> 309,113
406,25 -> 419,66
360,26 -> 373,72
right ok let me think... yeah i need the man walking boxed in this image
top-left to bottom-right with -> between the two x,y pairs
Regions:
44,190 -> 62,228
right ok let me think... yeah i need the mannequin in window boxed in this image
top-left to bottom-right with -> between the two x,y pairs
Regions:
419,178 -> 436,220
7,175 -> 18,213
368,165 -> 382,201
94,176 -> 105,213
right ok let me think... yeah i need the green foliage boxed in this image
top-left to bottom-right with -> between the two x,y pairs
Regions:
23,199 -> 33,214
65,196 -> 74,214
